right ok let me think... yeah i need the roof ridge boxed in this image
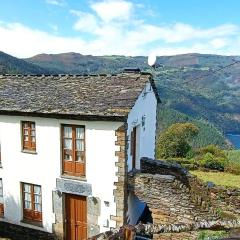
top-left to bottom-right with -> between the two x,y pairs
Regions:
0,71 -> 150,78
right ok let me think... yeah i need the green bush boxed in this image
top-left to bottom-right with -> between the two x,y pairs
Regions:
188,145 -> 229,171
197,145 -> 226,158
225,161 -> 240,175
156,122 -> 199,159
224,150 -> 240,175
200,153 -> 227,171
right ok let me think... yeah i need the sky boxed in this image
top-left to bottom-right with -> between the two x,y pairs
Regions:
0,0 -> 240,58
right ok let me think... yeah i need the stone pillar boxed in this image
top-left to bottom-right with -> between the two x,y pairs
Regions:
111,124 -> 128,227
52,190 -> 64,240
87,196 -> 101,237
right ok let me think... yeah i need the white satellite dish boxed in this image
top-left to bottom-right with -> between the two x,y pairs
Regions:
148,53 -> 157,67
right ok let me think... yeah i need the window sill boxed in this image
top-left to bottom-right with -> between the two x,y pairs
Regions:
21,219 -> 43,228
61,174 -> 87,182
21,150 -> 37,155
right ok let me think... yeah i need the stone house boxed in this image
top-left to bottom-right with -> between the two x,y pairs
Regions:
0,71 -> 160,239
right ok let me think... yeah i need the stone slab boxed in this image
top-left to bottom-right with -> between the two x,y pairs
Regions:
56,178 -> 92,196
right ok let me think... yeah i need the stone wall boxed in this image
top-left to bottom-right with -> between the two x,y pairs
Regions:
128,158 -> 240,226
89,221 -> 240,240
111,124 -> 128,227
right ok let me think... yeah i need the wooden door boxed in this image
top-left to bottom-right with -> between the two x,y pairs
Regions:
65,194 -> 87,240
131,127 -> 137,169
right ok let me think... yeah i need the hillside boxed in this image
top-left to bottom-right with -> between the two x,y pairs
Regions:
25,52 -> 147,74
0,51 -> 55,75
157,107 -> 228,148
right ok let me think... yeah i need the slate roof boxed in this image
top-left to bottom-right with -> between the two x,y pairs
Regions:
0,72 -> 160,121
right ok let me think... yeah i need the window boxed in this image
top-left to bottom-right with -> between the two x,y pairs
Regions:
0,179 -> 4,217
62,125 -> 85,176
22,121 -> 36,151
22,183 -> 42,222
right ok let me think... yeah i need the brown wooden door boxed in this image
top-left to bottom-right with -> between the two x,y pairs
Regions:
131,127 -> 137,169
65,194 -> 87,240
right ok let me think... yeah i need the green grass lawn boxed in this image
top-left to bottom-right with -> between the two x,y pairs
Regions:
190,170 -> 240,188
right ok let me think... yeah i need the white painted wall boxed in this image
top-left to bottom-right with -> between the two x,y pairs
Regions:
127,82 -> 158,225
0,116 -> 122,233
127,82 -> 157,171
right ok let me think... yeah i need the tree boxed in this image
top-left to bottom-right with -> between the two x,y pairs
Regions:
156,123 -> 199,159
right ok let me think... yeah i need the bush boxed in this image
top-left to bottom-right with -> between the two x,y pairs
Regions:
225,161 -> 240,175
197,145 -> 226,158
189,145 -> 228,171
200,153 -> 227,171
156,123 -> 199,159
224,150 -> 240,175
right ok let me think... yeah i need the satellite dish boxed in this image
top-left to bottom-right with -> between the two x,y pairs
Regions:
148,53 -> 157,67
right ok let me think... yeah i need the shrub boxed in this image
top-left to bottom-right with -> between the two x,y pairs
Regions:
224,150 -> 240,175
200,153 -> 227,171
225,161 -> 240,175
197,145 -> 226,158
156,123 -> 199,159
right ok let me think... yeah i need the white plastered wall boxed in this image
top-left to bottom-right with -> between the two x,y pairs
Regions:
127,82 -> 158,224
127,82 -> 157,170
0,116 -> 122,233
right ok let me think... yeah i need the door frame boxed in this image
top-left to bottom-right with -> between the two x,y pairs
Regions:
131,125 -> 140,170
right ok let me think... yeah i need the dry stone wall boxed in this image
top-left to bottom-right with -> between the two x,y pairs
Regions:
128,158 -> 240,226
90,158 -> 240,240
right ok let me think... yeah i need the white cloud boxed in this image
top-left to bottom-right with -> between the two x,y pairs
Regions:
1,0 -> 240,58
45,0 -> 64,6
91,0 -> 133,22
210,38 -> 228,49
70,10 -> 99,33
0,22 -> 86,57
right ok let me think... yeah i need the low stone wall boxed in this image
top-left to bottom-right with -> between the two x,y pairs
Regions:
0,221 -> 55,240
89,221 -> 240,240
128,158 -> 240,226
90,158 -> 240,240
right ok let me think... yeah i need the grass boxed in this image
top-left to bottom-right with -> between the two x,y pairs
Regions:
190,170 -> 240,188
197,230 -> 229,240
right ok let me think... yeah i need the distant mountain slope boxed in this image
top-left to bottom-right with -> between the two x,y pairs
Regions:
0,51 -> 54,74
157,107 -> 228,148
25,52 -> 147,74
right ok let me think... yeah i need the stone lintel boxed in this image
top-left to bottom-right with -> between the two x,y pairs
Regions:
56,178 -> 92,196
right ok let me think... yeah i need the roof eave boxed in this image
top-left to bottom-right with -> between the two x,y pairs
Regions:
0,110 -> 127,122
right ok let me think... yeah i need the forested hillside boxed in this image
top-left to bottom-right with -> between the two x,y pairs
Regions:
0,51 -> 53,74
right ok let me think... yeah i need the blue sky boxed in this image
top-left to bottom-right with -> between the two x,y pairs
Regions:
0,0 -> 240,57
